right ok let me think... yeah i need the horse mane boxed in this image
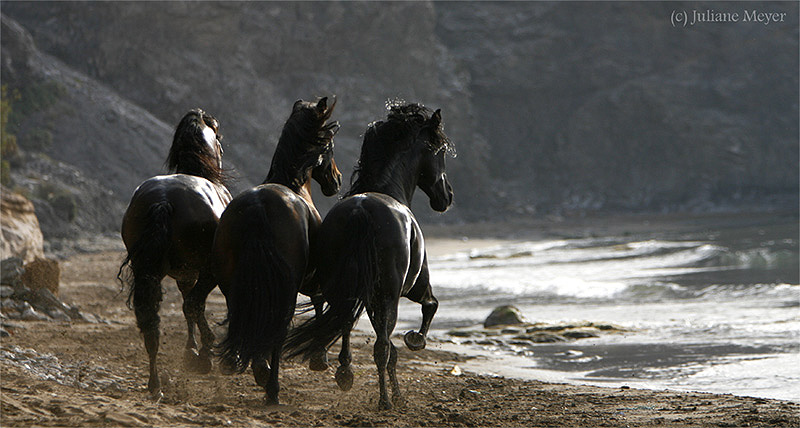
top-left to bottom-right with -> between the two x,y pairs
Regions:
346,100 -> 453,197
264,99 -> 337,187
166,108 -> 226,185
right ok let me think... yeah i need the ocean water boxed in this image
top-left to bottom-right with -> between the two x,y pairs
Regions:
397,213 -> 799,402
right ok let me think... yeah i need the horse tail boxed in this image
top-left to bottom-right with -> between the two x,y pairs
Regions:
117,201 -> 172,331
285,208 -> 377,361
216,209 -> 294,374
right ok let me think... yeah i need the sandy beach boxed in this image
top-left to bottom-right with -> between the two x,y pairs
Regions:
2,232 -> 799,426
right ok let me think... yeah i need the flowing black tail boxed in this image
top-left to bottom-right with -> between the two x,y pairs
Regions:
284,209 -> 377,361
118,202 -> 172,322
216,209 -> 294,373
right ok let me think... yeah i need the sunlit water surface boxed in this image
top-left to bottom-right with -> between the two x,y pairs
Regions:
395,214 -> 799,401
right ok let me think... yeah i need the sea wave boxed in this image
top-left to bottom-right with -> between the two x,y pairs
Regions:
430,237 -> 797,302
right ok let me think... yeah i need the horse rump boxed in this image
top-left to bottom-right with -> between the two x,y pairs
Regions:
284,208 -> 377,361
118,201 -> 173,314
215,215 -> 295,374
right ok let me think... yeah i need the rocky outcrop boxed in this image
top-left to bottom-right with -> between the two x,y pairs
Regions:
449,320 -> 628,348
1,187 -> 44,263
0,189 -> 87,328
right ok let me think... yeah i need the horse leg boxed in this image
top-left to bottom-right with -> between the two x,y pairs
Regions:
182,271 -> 216,373
369,296 -> 398,410
132,274 -> 164,400
264,348 -> 281,405
177,280 -> 200,367
372,333 -> 391,410
387,341 -> 405,407
334,320 -> 354,391
308,292 -> 329,371
404,256 -> 438,351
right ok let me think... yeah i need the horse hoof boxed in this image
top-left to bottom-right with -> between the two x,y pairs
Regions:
335,365 -> 354,391
184,347 -> 200,361
184,348 -> 212,374
147,376 -> 162,401
404,331 -> 426,351
309,353 -> 329,372
392,393 -> 407,408
219,358 -> 237,376
253,364 -> 270,388
378,397 -> 392,411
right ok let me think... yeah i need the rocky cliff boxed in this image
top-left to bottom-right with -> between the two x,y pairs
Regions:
1,2 -> 797,244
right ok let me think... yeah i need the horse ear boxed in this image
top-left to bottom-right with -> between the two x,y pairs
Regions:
293,100 -> 303,111
317,97 -> 328,113
430,109 -> 442,127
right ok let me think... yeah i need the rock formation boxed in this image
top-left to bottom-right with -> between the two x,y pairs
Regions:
1,187 -> 44,263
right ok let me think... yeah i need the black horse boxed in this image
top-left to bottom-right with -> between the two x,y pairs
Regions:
213,97 -> 341,405
118,109 -> 231,399
285,102 -> 454,410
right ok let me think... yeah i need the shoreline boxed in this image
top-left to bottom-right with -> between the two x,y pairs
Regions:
423,338 -> 800,404
416,214 -> 799,404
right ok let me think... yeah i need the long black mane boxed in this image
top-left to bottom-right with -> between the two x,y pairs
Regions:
264,99 -> 338,189
346,101 -> 452,197
166,108 -> 226,185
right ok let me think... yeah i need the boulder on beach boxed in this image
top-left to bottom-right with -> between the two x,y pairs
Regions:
484,305 -> 528,328
20,257 -> 60,296
1,188 -> 45,263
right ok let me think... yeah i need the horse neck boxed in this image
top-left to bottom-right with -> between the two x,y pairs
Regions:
297,180 -> 316,208
263,123 -> 318,189
358,153 -> 419,207
264,154 -> 317,208
173,154 -> 223,185
264,166 -> 312,193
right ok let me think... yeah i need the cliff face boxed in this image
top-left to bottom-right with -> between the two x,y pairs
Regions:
1,1 -> 797,241
434,1 -> 798,213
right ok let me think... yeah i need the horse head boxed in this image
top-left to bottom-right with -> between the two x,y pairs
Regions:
347,101 -> 454,209
309,97 -> 342,196
416,109 -> 454,212
284,97 -> 342,196
201,112 -> 224,169
167,108 -> 225,184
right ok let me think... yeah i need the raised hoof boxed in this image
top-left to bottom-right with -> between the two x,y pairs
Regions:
253,363 -> 270,388
184,348 -> 212,374
335,365 -> 354,391
309,352 -> 329,372
403,331 -> 426,351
